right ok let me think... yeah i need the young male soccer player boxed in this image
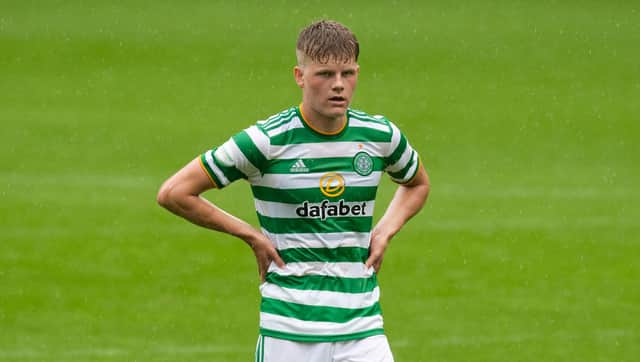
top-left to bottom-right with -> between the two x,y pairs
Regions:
157,20 -> 430,362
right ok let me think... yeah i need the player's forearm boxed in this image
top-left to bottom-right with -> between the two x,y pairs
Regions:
157,158 -> 264,245
158,188 -> 262,245
375,168 -> 430,239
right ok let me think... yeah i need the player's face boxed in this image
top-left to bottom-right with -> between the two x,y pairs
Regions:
295,59 -> 359,122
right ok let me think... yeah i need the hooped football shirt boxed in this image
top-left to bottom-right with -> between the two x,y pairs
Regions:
200,106 -> 420,342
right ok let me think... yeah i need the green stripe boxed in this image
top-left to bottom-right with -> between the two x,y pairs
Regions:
266,157 -> 385,174
232,130 -> 268,171
265,273 -> 378,293
270,126 -> 391,145
251,186 -> 378,204
389,150 -> 416,180
279,247 -> 369,264
259,328 -> 385,343
200,153 -> 223,187
257,214 -> 373,234
261,298 -> 381,323
393,156 -> 420,184
385,132 -> 408,166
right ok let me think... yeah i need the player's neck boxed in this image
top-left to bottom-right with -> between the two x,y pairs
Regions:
299,103 -> 347,135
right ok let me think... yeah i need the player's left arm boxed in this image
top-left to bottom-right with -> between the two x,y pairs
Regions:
366,162 -> 430,272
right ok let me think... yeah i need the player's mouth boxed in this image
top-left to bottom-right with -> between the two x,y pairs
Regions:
328,96 -> 347,106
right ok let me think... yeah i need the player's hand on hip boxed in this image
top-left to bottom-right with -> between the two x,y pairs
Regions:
249,234 -> 285,282
366,227 -> 391,273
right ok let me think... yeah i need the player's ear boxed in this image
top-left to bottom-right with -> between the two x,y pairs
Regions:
294,66 -> 304,89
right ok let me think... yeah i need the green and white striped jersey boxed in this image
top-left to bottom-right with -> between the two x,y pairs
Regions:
200,106 -> 420,342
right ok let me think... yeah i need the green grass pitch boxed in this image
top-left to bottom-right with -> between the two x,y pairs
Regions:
1,1 -> 638,361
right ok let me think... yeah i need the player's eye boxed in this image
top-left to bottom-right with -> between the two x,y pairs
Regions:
317,71 -> 332,77
342,70 -> 355,77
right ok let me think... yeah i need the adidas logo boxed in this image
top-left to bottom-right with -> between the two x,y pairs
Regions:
290,159 -> 309,173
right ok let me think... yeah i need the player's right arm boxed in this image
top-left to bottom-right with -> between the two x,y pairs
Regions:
156,157 -> 284,281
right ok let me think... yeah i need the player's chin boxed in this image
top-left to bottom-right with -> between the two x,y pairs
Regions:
325,110 -> 347,120
325,104 -> 349,116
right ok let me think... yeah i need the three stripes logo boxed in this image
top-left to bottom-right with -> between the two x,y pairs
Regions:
290,159 -> 309,173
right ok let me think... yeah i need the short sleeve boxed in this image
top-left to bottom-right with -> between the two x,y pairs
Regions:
383,121 -> 420,184
199,125 -> 270,188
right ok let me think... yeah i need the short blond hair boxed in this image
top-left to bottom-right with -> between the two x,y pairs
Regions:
296,20 -> 359,64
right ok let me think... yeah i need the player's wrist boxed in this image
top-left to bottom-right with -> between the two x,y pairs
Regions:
226,223 -> 261,247
243,231 -> 267,249
372,225 -> 396,243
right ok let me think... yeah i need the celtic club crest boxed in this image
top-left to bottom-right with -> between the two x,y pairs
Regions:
353,151 -> 373,176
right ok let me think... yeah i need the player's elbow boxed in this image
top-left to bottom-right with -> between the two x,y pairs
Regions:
156,181 -> 176,210
422,176 -> 431,199
417,174 -> 430,204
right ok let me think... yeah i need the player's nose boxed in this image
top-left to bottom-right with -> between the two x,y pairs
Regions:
332,75 -> 344,92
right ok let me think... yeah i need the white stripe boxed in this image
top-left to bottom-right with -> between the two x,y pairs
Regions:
386,122 -> 402,157
263,112 -> 297,130
391,152 -> 419,183
204,150 -> 230,186
245,126 -> 271,159
386,141 -> 414,173
253,171 -> 382,189
225,138 -> 261,180
260,313 -> 383,336
262,230 -> 371,250
266,116 -> 304,137
263,108 -> 296,126
349,109 -> 383,119
260,283 -> 380,309
268,262 -> 374,278
254,199 -> 375,219
270,141 -> 387,159
349,118 -> 390,133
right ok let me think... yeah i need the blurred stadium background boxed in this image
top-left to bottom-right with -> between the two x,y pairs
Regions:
1,1 -> 638,361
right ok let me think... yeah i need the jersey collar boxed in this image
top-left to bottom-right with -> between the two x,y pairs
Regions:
297,104 -> 349,138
